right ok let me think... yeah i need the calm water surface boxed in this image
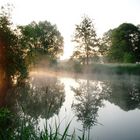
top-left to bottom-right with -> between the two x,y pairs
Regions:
6,70 -> 140,140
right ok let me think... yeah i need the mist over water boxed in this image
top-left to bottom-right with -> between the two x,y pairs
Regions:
0,1 -> 140,138
3,66 -> 140,140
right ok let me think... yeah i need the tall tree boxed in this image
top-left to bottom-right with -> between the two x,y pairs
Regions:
104,23 -> 140,63
72,16 -> 99,65
99,29 -> 113,56
0,5 -> 27,86
19,21 -> 64,65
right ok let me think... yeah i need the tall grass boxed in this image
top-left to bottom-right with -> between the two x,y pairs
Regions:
0,108 -> 86,140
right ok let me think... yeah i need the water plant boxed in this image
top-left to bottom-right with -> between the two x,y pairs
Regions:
0,108 -> 87,140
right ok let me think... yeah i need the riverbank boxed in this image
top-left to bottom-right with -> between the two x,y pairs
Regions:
30,63 -> 140,83
56,63 -> 140,75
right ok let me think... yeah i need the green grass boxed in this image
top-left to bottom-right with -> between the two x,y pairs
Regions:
57,62 -> 140,75
0,108 -> 86,140
90,63 -> 140,75
0,119 -> 73,140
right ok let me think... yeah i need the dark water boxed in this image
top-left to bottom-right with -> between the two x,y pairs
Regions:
2,70 -> 140,140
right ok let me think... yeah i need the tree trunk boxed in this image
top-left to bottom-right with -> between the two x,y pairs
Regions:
0,40 -> 8,106
85,41 -> 89,73
86,44 -> 89,66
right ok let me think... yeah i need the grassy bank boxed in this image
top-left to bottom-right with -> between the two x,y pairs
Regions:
90,63 -> 140,75
57,62 -> 140,75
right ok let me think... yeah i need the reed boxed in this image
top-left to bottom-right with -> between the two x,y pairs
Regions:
0,108 -> 86,140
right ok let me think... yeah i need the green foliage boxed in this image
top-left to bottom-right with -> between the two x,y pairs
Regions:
0,108 -> 14,140
0,6 -> 28,83
72,16 -> 99,65
0,108 -> 12,127
99,29 -> 112,56
123,53 -> 135,63
103,23 -> 140,63
0,108 -> 84,140
0,5 -> 64,84
19,21 -> 64,66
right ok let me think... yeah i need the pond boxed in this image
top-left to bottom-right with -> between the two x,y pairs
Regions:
2,69 -> 140,140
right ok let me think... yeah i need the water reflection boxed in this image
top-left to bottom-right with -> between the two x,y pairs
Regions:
71,75 -> 140,139
71,80 -> 104,139
18,78 -> 65,119
1,72 -> 140,139
0,76 -> 65,138
7,76 -> 65,120
103,76 -> 140,111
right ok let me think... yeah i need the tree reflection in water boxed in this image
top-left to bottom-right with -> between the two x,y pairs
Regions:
16,77 -> 65,119
1,74 -> 140,139
71,79 -> 104,139
5,76 -> 65,133
103,76 -> 140,111
71,76 -> 140,139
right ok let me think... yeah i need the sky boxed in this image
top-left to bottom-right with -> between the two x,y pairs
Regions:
0,0 -> 140,59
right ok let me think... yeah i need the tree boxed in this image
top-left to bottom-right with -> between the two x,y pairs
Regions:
19,21 -> 64,66
105,23 -> 140,63
99,29 -> 113,56
0,5 -> 27,86
72,16 -> 99,65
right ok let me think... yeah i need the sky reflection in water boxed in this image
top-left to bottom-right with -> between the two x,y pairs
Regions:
5,71 -> 140,140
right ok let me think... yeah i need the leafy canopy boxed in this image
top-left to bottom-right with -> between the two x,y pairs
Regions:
19,21 -> 64,65
0,5 -> 28,83
0,5 -> 64,85
72,16 -> 99,65
101,23 -> 140,63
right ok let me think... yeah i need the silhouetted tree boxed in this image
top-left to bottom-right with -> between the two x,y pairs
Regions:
72,16 -> 99,65
19,21 -> 64,66
0,5 -> 27,86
